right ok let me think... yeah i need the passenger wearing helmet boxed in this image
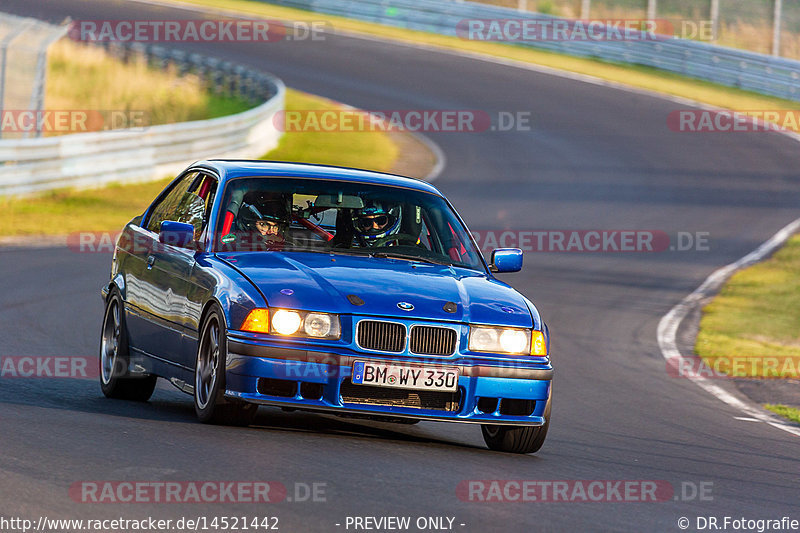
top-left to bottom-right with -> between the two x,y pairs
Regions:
351,200 -> 402,246
236,192 -> 291,250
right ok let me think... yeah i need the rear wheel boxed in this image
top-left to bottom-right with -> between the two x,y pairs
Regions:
99,290 -> 157,401
194,306 -> 258,426
481,396 -> 551,454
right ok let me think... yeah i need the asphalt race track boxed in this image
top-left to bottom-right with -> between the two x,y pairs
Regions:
2,1 -> 800,531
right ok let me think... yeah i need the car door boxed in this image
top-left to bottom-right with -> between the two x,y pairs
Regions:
162,172 -> 219,369
124,171 -> 200,364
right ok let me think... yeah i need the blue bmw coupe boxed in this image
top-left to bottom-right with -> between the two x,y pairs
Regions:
99,161 -> 552,453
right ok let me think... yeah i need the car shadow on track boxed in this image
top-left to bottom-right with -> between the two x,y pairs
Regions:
247,408 -> 490,452
0,378 -> 492,452
0,378 -> 200,422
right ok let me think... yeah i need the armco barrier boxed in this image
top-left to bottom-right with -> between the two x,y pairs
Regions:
263,0 -> 800,102
0,41 -> 284,196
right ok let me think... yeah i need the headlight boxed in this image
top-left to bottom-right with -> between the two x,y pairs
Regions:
304,313 -> 334,337
241,308 -> 340,339
272,310 -> 302,335
469,326 -> 541,355
499,329 -> 529,353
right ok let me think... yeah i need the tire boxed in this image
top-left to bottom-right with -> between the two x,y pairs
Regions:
194,305 -> 258,426
99,290 -> 157,401
481,395 -> 551,454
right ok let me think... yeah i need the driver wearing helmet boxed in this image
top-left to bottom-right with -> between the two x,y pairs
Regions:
351,200 -> 402,246
237,192 -> 291,250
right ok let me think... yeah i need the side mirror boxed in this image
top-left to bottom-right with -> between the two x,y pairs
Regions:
490,248 -> 523,273
159,221 -> 195,248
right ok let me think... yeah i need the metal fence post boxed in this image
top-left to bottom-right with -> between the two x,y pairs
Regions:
772,0 -> 783,57
710,0 -> 719,42
581,0 -> 591,20
647,0 -> 657,22
31,27 -> 69,138
0,18 -> 36,140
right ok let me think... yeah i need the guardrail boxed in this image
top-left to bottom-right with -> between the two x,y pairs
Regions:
0,41 -> 285,196
264,0 -> 800,102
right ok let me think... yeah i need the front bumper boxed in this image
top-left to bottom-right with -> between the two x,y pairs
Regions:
225,336 -> 552,426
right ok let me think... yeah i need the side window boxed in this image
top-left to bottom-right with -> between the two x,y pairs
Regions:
187,174 -> 218,237
175,191 -> 206,235
146,172 -> 198,233
146,172 -> 218,237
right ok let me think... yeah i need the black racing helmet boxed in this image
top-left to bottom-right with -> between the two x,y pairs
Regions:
351,200 -> 402,243
237,191 -> 291,233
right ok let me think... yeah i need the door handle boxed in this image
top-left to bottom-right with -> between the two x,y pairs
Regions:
146,255 -> 155,269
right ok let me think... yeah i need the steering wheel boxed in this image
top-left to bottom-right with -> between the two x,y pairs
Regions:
371,233 -> 421,247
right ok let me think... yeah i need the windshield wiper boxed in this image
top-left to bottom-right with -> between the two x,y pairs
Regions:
324,248 -> 451,266
370,252 -> 451,266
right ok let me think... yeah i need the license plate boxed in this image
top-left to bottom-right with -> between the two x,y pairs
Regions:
351,361 -> 459,392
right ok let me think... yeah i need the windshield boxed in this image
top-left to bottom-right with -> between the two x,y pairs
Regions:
214,176 -> 485,271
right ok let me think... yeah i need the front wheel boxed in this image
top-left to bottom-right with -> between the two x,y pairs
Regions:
481,397 -> 551,454
99,290 -> 157,401
194,306 -> 258,426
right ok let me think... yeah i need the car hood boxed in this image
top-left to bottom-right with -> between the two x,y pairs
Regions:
217,252 -> 534,328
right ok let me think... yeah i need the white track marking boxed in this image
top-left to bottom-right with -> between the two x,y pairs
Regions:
657,217 -> 800,437
326,101 -> 447,182
415,132 -> 447,182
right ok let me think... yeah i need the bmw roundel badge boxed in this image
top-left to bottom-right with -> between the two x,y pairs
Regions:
397,302 -> 414,311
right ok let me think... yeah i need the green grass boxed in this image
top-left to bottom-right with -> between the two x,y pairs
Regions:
162,0 -> 800,121
0,179 -> 176,236
0,89 -> 398,237
765,404 -> 800,425
46,39 -> 251,134
264,90 -> 397,171
695,235 -> 800,378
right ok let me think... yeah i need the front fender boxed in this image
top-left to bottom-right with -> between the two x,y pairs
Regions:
199,255 -> 267,331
